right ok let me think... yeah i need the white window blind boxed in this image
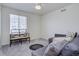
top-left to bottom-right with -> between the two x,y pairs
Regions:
10,14 -> 27,34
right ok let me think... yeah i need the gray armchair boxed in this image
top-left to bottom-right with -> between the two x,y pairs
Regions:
31,39 -> 68,56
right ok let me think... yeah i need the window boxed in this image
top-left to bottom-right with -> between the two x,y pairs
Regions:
10,14 -> 27,34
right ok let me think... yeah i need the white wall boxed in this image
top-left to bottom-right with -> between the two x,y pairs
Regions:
1,4 -> 79,45
1,6 -> 41,45
41,4 -> 79,39
0,6 -> 1,47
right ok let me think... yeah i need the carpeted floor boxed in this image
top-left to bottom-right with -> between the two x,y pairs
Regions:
0,39 -> 48,56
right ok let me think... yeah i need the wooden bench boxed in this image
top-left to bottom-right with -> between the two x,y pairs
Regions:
10,34 -> 30,46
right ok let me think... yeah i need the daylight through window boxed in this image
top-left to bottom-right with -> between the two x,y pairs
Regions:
10,14 -> 27,34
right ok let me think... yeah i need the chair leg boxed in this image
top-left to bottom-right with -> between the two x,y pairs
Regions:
10,41 -> 12,47
28,37 -> 30,43
19,40 -> 22,44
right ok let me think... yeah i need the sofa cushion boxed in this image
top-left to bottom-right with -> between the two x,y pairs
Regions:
44,39 -> 68,56
44,46 -> 57,56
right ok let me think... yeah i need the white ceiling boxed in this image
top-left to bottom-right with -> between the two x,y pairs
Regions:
2,3 -> 71,15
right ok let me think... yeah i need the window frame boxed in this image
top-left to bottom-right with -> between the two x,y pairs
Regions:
9,14 -> 28,34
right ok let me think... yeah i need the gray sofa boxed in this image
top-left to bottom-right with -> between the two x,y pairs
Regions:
60,35 -> 79,56
32,33 -> 79,56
